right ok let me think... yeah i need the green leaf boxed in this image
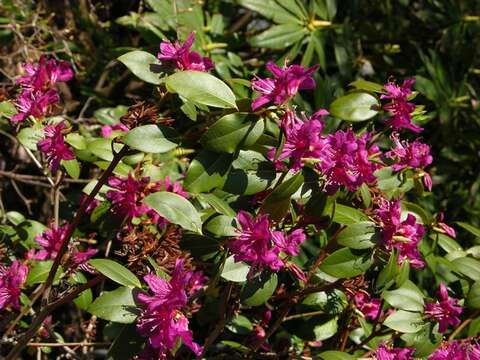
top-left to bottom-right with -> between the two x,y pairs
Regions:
467,281 -> 480,309
94,106 -> 128,125
382,280 -> 425,312
89,259 -> 141,288
62,159 -> 80,179
242,272 -> 278,306
0,101 -> 17,119
457,222 -> 480,238
204,215 -> 237,237
184,151 -> 232,193
118,50 -> 162,85
200,113 -> 264,153
226,315 -> 253,335
452,257 -> 480,281
401,323 -> 442,357
88,138 -> 124,161
221,256 -> 250,282
250,24 -> 307,49
16,220 -> 47,247
65,133 -> 87,150
313,317 -> 338,341
376,251 -> 400,290
197,193 -> 235,217
17,126 -> 43,150
25,261 -> 63,286
319,248 -> 372,278
336,221 -> 380,249
319,351 -> 355,360
332,204 -> 369,225
123,124 -> 178,153
72,272 -> 93,310
261,171 -> 304,221
238,0 -> 302,24
329,92 -> 380,122
349,80 -> 384,93
384,310 -> 424,333
144,191 -> 202,233
166,71 -> 237,109
88,287 -> 137,323
401,201 -> 432,225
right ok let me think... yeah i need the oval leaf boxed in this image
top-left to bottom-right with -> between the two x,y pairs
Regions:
144,191 -> 202,233
384,310 -> 424,333
382,280 -> 425,312
88,287 -> 137,323
336,221 -> 380,249
118,50 -> 161,85
242,272 -> 278,306
123,124 -> 178,153
221,256 -> 250,282
166,71 -> 237,109
89,259 -> 141,288
319,248 -> 372,278
330,92 -> 379,121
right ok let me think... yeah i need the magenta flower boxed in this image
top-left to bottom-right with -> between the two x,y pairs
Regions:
251,62 -> 318,111
427,340 -> 480,360
136,259 -> 203,358
354,292 -> 382,320
386,134 -> 432,171
375,199 -> 425,269
436,212 -> 456,238
229,211 -> 284,272
0,260 -> 29,311
100,123 -> 129,138
157,32 -> 213,72
381,78 -> 421,133
269,109 -> 330,171
374,343 -> 415,360
272,229 -> 306,257
37,121 -> 75,173
71,248 -> 98,273
318,130 -> 380,193
35,223 -> 70,260
106,174 -> 151,221
11,89 -> 59,123
424,283 -> 463,333
17,56 -> 74,91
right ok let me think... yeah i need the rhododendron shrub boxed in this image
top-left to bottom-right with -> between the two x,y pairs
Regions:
1,25 -> 480,360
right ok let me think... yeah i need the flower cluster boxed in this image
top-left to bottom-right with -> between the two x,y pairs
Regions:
424,283 -> 463,333
352,291 -> 382,320
157,32 -> 213,72
229,211 -> 306,277
12,56 -> 74,123
381,78 -> 421,133
428,339 -> 480,359
0,261 -> 29,311
251,62 -> 318,111
271,109 -> 380,193
386,133 -> 433,190
135,259 -> 204,359
375,199 -> 425,269
37,121 -> 75,172
34,223 -> 97,272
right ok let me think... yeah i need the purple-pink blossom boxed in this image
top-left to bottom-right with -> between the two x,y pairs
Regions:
157,32 -> 213,72
382,78 -> 421,133
37,121 -> 75,173
374,343 -> 415,360
269,109 -> 329,171
35,223 -> 70,260
71,248 -> 98,273
375,199 -> 425,269
229,211 -> 306,275
0,260 -> 29,311
353,292 -> 382,320
11,89 -> 59,123
106,174 -> 151,221
136,259 -> 203,358
428,340 -> 480,360
17,56 -> 74,91
13,56 -> 74,123
251,62 -> 318,111
318,130 -> 380,193
436,212 -> 456,238
424,283 -> 463,333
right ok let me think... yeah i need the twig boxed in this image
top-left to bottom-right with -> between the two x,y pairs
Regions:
27,341 -> 110,347
5,276 -> 104,360
198,282 -> 235,358
0,170 -> 89,184
448,309 -> 480,341
283,310 -> 325,322
10,179 -> 32,215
